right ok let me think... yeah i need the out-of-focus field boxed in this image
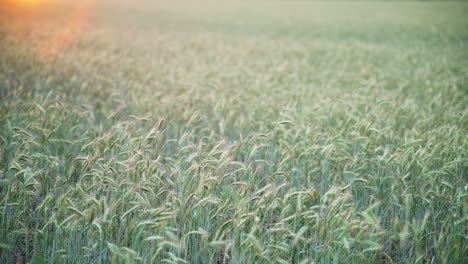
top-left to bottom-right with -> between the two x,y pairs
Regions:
0,0 -> 467,263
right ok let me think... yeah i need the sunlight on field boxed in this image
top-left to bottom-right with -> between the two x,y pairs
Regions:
37,0 -> 94,58
15,0 -> 43,4
7,0 -> 54,6
0,1 -> 467,263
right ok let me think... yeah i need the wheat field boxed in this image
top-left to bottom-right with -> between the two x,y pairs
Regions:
0,0 -> 467,263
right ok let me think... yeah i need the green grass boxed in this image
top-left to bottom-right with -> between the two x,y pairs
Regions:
0,0 -> 467,263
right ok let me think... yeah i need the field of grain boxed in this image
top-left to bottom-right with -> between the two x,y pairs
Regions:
0,0 -> 467,263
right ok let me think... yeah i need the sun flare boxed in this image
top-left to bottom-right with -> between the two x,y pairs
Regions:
9,0 -> 54,6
